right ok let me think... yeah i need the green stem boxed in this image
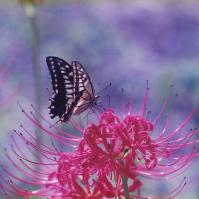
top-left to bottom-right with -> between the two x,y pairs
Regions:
121,159 -> 130,199
122,174 -> 130,199
30,14 -> 42,113
30,10 -> 43,144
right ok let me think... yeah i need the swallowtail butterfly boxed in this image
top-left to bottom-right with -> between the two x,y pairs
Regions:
46,56 -> 99,123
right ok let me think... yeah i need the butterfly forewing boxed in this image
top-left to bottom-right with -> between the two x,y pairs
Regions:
71,61 -> 96,115
46,57 -> 75,119
72,61 -> 94,94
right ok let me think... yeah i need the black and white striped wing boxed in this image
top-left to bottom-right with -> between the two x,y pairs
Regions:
46,56 -> 76,121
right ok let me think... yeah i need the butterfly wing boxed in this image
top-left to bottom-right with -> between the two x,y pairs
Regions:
46,56 -> 75,121
71,61 -> 97,115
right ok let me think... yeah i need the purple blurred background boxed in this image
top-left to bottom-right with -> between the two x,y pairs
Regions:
0,1 -> 199,198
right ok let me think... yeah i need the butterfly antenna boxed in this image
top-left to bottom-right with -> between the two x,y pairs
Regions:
97,83 -> 111,95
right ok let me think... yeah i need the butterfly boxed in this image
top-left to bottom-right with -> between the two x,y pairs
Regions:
46,56 -> 99,123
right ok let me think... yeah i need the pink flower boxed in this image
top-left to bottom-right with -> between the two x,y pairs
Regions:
0,85 -> 199,198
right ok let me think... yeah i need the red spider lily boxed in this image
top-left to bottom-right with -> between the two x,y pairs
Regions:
0,85 -> 199,198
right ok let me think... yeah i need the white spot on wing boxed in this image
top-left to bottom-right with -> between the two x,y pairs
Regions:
65,80 -> 71,83
65,84 -> 72,88
66,89 -> 73,93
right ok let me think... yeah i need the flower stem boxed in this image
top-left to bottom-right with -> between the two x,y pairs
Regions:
122,174 -> 130,199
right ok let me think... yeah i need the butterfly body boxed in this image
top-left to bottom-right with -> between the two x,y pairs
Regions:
46,56 -> 98,123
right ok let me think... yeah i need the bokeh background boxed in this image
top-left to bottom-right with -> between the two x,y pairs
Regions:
0,0 -> 199,198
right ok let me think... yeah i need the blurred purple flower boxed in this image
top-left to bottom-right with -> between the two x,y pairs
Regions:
0,85 -> 199,198
101,4 -> 199,59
